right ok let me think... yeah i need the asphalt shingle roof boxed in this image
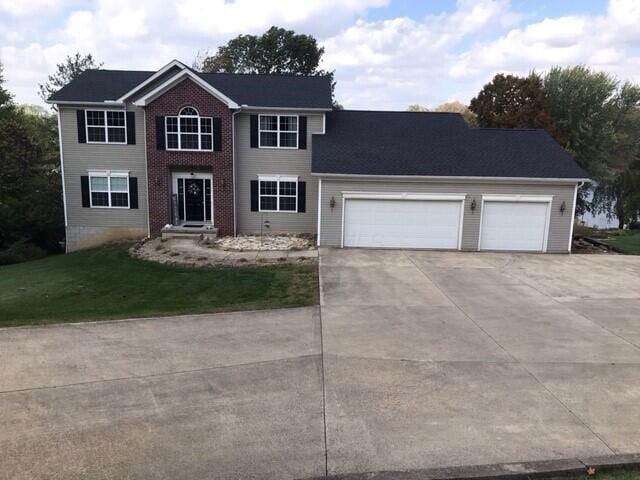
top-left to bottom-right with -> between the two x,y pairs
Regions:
312,110 -> 589,180
48,68 -> 333,109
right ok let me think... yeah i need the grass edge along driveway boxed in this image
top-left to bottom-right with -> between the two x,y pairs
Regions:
0,245 -> 318,328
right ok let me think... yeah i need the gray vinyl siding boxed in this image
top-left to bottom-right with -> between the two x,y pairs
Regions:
318,177 -> 577,253
235,111 -> 324,234
60,105 -> 148,232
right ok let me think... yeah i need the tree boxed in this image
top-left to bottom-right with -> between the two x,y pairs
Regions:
200,26 -> 324,75
0,65 -> 63,263
544,66 -> 640,220
0,62 -> 11,108
408,101 -> 477,126
543,66 -> 621,176
38,53 -> 103,106
199,26 -> 339,106
469,72 -> 564,144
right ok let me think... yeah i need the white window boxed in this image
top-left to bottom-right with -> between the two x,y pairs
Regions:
89,172 -> 130,208
259,176 -> 298,212
259,114 -> 298,148
166,106 -> 213,151
86,110 -> 127,144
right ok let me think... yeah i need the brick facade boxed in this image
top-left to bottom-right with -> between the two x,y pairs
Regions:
145,78 -> 234,236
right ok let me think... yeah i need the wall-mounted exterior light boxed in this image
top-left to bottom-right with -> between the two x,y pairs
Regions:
329,196 -> 336,210
560,201 -> 566,214
470,199 -> 477,212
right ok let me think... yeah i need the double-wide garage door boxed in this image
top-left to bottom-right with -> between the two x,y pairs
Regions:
343,197 -> 464,249
342,196 -> 551,251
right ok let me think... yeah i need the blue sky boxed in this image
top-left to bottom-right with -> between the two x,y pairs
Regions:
1,0 -> 638,109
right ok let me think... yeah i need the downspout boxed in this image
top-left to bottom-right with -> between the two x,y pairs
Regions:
56,108 -> 69,252
142,107 -> 151,238
232,108 -> 242,236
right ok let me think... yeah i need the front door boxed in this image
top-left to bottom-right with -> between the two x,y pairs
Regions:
172,173 -> 213,225
184,178 -> 205,222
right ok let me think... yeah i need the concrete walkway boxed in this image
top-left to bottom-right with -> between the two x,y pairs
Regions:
2,250 -> 640,479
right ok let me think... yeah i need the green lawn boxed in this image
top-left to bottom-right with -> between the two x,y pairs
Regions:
602,230 -> 640,254
0,245 -> 318,327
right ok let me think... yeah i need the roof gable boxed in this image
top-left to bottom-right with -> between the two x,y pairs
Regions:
47,60 -> 333,109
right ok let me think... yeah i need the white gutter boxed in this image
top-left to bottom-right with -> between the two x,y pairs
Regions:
56,109 -> 69,252
46,100 -> 124,106
312,172 -> 590,184
241,106 -> 331,112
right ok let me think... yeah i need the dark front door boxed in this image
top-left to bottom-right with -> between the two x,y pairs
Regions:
184,178 -> 205,222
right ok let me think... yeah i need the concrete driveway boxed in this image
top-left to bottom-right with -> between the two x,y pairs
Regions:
2,250 -> 640,479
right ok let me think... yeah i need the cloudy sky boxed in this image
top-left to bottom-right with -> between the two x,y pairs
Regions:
1,0 -> 639,109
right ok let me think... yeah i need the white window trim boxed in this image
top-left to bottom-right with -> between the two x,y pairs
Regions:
88,171 -> 130,209
258,175 -> 299,213
258,114 -> 299,149
86,110 -> 127,145
165,107 -> 214,152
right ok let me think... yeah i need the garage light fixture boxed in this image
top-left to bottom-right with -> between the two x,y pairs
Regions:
560,201 -> 566,214
470,199 -> 477,212
329,196 -> 336,210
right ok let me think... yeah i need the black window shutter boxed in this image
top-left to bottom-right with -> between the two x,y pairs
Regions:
156,116 -> 165,150
250,180 -> 259,211
250,115 -> 258,148
126,111 -> 136,145
129,177 -> 138,209
213,117 -> 222,151
77,110 -> 86,143
297,181 -> 306,213
298,116 -> 307,150
81,176 -> 90,207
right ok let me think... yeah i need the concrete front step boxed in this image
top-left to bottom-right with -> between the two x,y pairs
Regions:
161,225 -> 218,242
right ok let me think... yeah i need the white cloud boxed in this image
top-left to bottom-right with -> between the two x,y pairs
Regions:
322,0 -> 640,109
2,0 -> 640,108
0,0 -> 69,17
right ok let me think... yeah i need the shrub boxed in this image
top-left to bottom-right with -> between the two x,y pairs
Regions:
630,221 -> 640,230
0,240 -> 48,266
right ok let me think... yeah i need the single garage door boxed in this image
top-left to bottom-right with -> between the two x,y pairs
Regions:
480,198 -> 550,252
343,196 -> 464,249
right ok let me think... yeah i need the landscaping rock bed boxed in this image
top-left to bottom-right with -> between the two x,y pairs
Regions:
212,234 -> 314,251
131,236 -> 317,267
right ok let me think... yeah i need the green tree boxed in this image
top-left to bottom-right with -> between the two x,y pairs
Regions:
544,66 -> 640,221
469,72 -> 564,144
409,101 -> 478,127
38,53 -> 103,107
201,26 -> 324,74
0,62 -> 63,263
543,66 -> 621,176
200,26 -> 338,106
0,62 -> 11,108
593,162 -> 640,228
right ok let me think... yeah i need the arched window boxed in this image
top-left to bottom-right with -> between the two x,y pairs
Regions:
166,106 -> 213,151
179,106 -> 198,116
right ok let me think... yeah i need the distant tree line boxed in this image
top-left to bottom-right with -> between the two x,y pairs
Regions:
412,68 -> 640,227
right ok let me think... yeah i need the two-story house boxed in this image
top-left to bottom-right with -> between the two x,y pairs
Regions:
49,60 -> 588,253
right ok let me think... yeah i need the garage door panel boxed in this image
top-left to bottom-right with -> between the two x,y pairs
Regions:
343,199 -> 462,249
480,201 -> 549,252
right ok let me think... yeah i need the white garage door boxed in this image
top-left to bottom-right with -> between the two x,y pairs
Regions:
480,200 -> 550,252
343,198 -> 463,249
